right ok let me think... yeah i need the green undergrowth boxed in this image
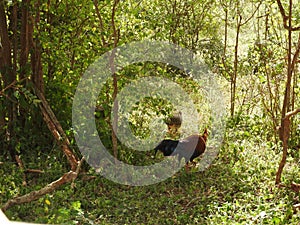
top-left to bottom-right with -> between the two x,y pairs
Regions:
1,131 -> 300,225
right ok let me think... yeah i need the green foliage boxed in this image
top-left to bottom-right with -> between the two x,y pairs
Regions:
0,83 -> 50,158
128,96 -> 172,139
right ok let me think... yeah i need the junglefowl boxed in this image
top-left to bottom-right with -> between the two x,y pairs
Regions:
154,128 -> 208,169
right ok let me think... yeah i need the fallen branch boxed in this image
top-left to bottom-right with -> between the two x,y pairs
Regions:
25,169 -> 44,174
1,171 -> 77,212
185,196 -> 202,208
71,157 -> 85,189
291,182 -> 300,193
293,203 -> 300,211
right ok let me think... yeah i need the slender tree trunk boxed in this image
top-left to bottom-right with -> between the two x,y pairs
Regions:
110,0 -> 120,163
280,3 -> 293,122
231,15 -> 241,117
229,1 -> 261,117
223,8 -> 228,59
275,0 -> 300,184
276,109 -> 300,184
221,2 -> 228,81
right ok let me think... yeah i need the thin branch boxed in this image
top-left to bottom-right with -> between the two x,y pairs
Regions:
0,77 -> 28,95
71,157 -> 85,188
241,1 -> 262,26
291,182 -> 300,192
25,169 -> 44,174
111,0 -> 120,46
284,108 -> 300,120
185,196 -> 202,208
291,34 -> 300,74
93,0 -> 108,46
276,0 -> 300,31
276,0 -> 288,22
293,203 -> 300,212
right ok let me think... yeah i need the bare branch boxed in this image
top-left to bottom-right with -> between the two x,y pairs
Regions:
291,182 -> 300,193
71,157 -> 85,188
0,77 -> 28,95
93,0 -> 108,46
291,34 -> 300,74
276,0 -> 300,31
284,108 -> 300,119
241,2 -> 262,26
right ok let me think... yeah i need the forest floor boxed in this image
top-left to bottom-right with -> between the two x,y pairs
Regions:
1,127 -> 300,225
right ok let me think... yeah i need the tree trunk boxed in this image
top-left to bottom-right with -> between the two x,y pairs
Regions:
30,0 -> 44,93
276,0 -> 293,184
275,0 -> 300,184
0,0 -> 16,160
19,0 -> 30,80
276,109 -> 300,184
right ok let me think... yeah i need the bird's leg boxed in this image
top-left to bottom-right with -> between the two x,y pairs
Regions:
153,149 -> 158,158
177,155 -> 183,168
185,163 -> 190,172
